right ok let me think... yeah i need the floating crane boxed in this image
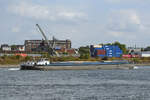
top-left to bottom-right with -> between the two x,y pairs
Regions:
36,24 -> 58,56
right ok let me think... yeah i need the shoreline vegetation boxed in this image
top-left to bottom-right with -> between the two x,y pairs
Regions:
0,55 -> 150,68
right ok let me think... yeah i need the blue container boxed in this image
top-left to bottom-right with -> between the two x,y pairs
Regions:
116,53 -> 122,55
115,55 -> 121,57
100,45 -> 123,58
115,52 -> 121,54
55,46 -> 61,50
107,51 -> 113,53
94,48 -> 104,50
97,55 -> 105,57
107,54 -> 113,56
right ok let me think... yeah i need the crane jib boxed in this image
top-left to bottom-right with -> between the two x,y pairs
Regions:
36,24 -> 57,56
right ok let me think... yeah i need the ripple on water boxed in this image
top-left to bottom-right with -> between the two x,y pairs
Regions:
0,67 -> 150,100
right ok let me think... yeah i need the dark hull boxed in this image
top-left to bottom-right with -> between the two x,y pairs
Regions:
20,65 -> 40,70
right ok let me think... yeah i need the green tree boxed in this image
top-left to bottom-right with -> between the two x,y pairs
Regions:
78,46 -> 90,59
15,55 -> 21,60
144,46 -> 150,51
11,45 -> 17,51
113,41 -> 127,54
141,48 -> 144,51
105,43 -> 112,45
79,46 -> 90,54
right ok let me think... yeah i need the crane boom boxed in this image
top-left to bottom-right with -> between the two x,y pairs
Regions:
36,24 -> 58,56
36,24 -> 49,45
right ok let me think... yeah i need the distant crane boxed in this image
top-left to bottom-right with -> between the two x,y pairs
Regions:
36,24 -> 58,56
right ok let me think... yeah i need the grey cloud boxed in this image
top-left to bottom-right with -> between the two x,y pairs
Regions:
1,0 -> 150,47
106,0 -> 150,3
8,2 -> 87,22
107,10 -> 143,33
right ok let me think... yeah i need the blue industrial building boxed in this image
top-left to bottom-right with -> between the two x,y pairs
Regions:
90,45 -> 123,58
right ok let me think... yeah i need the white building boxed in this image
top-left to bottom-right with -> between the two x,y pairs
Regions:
1,44 -> 11,51
141,51 -> 150,57
16,45 -> 25,51
11,45 -> 25,51
128,47 -> 141,53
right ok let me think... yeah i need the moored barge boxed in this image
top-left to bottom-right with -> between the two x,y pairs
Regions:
20,59 -> 134,70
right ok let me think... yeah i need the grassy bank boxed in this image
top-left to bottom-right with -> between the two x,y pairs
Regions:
0,55 -> 101,65
0,55 -> 150,65
0,55 -> 32,65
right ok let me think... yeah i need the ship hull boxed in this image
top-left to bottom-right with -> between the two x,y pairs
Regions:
20,64 -> 41,70
20,62 -> 134,70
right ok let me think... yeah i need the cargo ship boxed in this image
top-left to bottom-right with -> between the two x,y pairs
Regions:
20,59 -> 133,70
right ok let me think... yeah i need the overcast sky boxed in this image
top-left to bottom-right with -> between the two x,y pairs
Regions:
1,0 -> 150,48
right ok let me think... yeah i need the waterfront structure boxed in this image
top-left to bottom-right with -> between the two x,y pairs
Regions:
1,44 -> 11,51
141,51 -> 150,57
90,44 -> 123,58
122,47 -> 142,58
11,45 -> 25,51
128,47 -> 141,52
55,48 -> 79,56
24,39 -> 71,52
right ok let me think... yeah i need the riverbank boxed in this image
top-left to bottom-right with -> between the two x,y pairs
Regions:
0,65 -> 19,68
1,63 -> 150,69
1,55 -> 150,67
135,63 -> 150,66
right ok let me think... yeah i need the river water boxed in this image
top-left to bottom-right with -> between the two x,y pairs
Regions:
1,66 -> 150,100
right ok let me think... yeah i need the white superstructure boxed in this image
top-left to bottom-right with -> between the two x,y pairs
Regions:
36,58 -> 50,65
